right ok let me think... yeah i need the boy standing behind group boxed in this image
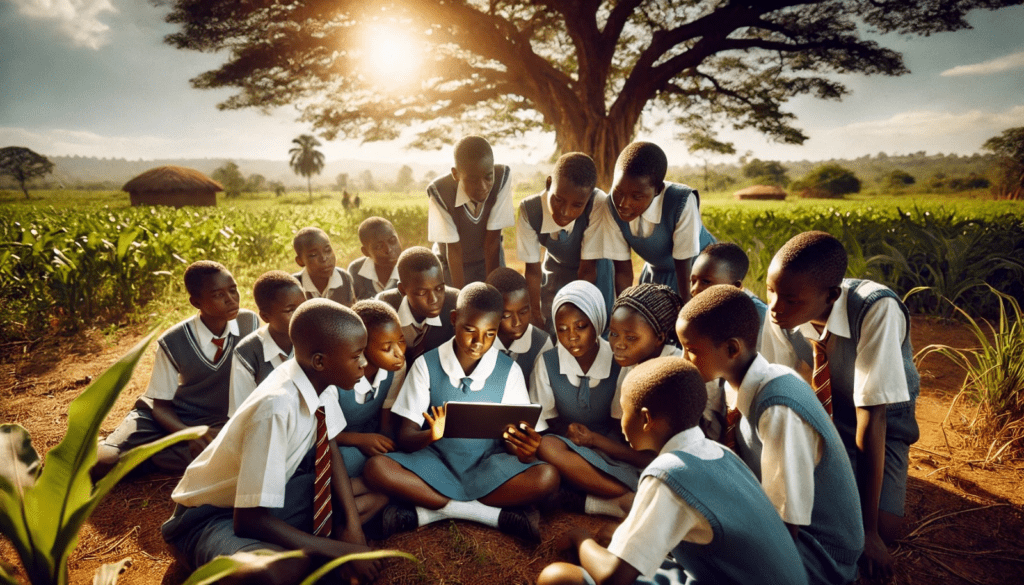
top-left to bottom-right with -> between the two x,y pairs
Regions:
293,226 -> 355,306
348,217 -> 402,301
427,135 -> 514,287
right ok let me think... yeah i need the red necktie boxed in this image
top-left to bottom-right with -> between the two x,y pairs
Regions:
313,406 -> 333,538
721,407 -> 742,450
211,337 -> 226,363
810,333 -> 834,418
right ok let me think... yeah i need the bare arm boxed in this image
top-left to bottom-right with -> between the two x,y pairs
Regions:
447,241 -> 466,288
588,433 -> 657,470
856,404 -> 893,578
613,260 -> 633,296
329,439 -> 366,546
525,261 -> 546,328
484,229 -> 502,279
395,406 -> 445,452
152,398 -> 216,454
673,257 -> 693,305
570,529 -> 642,585
578,259 -> 597,284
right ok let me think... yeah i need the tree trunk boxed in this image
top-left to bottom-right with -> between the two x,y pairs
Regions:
19,179 -> 29,199
556,116 -> 637,192
307,176 -> 312,204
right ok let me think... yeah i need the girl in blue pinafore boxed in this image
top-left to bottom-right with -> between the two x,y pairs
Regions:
530,281 -> 655,518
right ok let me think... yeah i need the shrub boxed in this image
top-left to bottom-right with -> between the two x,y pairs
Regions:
791,164 -> 860,198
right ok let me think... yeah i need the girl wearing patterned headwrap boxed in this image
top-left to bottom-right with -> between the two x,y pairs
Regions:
521,281 -> 651,518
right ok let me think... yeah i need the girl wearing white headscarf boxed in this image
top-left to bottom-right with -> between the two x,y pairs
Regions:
525,281 -> 650,519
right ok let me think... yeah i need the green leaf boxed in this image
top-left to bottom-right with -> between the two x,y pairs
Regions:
299,550 -> 419,585
181,550 -> 304,585
91,558 -> 131,585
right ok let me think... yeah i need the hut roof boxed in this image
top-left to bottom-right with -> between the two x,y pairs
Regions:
122,166 -> 223,193
734,185 -> 786,197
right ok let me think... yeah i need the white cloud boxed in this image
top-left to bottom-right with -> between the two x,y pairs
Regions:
941,51 -> 1024,77
837,106 -> 1024,138
13,0 -> 118,50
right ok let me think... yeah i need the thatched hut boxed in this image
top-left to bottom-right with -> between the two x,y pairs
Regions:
123,166 -> 222,207
734,185 -> 787,201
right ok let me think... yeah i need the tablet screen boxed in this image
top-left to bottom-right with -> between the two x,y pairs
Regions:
443,402 -> 542,439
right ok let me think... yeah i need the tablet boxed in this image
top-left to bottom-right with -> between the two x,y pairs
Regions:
442,402 -> 543,440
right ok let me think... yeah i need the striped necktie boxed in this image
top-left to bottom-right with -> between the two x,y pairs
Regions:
721,407 -> 742,450
313,406 -> 333,538
810,332 -> 834,418
211,336 -> 227,363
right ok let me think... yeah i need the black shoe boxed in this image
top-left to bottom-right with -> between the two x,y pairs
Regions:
541,485 -> 586,514
376,503 -> 418,539
498,506 -> 541,543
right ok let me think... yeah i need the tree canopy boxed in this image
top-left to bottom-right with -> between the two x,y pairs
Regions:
793,163 -> 860,198
0,146 -> 54,199
742,158 -> 790,187
984,126 -> 1024,199
212,161 -> 244,198
163,0 -> 1019,185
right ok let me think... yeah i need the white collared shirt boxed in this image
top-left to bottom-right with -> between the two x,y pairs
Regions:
493,324 -> 553,359
390,340 -> 529,426
607,427 -> 717,578
228,325 -> 292,416
298,266 -> 345,298
427,173 -> 515,243
356,257 -> 399,293
171,359 -> 346,509
146,313 -> 242,401
725,354 -> 823,526
515,188 -> 601,264
352,364 -> 407,406
396,296 -> 444,347
611,345 -> 682,419
529,339 -> 614,432
759,281 -> 911,407
580,183 -> 702,262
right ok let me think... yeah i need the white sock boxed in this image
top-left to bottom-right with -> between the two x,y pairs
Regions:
584,495 -> 627,518
416,500 -> 501,527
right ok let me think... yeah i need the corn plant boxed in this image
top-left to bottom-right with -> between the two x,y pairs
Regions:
0,335 -> 205,585
913,286 -> 1024,463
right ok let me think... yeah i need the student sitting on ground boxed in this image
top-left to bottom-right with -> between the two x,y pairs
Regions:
677,285 -> 864,585
161,300 -> 386,585
486,267 -> 554,390
427,135 -> 514,287
292,226 -> 355,306
759,231 -> 920,579
94,261 -> 259,480
538,357 -> 809,585
689,242 -> 768,336
348,217 -> 402,301
527,281 -> 650,520
229,270 -> 305,416
375,246 -> 459,366
363,283 -> 560,543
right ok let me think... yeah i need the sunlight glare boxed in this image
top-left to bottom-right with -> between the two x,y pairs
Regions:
361,24 -> 423,90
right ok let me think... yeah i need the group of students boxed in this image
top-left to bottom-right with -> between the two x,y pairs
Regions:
92,136 -> 919,585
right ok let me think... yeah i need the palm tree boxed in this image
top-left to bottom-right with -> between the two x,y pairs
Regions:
288,134 -> 325,203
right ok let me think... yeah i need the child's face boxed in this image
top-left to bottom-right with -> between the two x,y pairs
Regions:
765,259 -> 837,331
675,317 -> 731,383
452,155 -> 495,204
295,233 -> 336,278
499,289 -> 531,342
398,266 -> 447,320
689,255 -> 738,298
610,172 -> 661,223
547,177 -> 592,227
554,303 -> 598,362
261,286 -> 306,337
361,227 -> 402,269
322,328 -> 368,390
608,306 -> 665,368
451,307 -> 501,363
191,269 -> 240,322
364,320 -> 406,372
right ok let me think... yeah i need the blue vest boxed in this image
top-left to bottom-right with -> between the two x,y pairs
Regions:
749,373 -> 864,583
338,370 -> 394,433
232,329 -> 279,391
782,279 -> 921,447
509,326 -> 551,387
152,310 -> 259,425
427,165 -> 511,280
643,448 -> 809,585
541,348 -> 621,437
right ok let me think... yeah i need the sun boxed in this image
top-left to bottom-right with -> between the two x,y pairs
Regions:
360,24 -> 423,90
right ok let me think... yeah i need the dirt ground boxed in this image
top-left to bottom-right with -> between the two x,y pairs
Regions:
2,316 -> 1022,585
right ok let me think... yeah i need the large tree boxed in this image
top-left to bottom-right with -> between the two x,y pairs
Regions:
163,0 -> 1019,186
983,126 -> 1024,200
0,146 -> 54,199
289,134 -> 326,203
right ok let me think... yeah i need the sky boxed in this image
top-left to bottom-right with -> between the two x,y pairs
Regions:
2,1 -> 1023,168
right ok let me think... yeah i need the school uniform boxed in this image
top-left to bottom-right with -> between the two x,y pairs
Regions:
516,189 -> 616,327
494,324 -> 553,391
101,310 -> 259,473
336,366 -> 406,476
228,325 -> 291,416
579,427 -> 809,585
376,286 -> 459,366
725,355 -> 863,584
293,266 -> 355,306
348,256 -> 400,301
582,182 -> 713,292
161,359 -> 345,569
759,278 -> 920,517
427,165 -> 514,285
531,340 -> 639,489
386,340 -> 543,501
